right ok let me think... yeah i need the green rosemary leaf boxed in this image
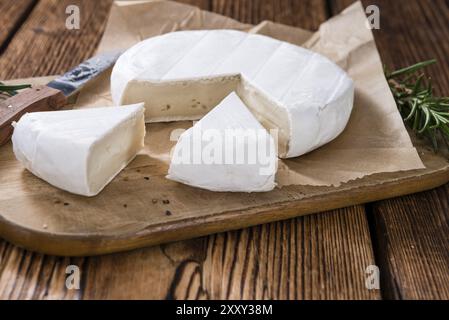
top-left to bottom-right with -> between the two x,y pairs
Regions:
404,102 -> 415,121
412,107 -> 421,130
412,74 -> 424,94
387,59 -> 449,153
418,106 -> 431,133
0,84 -> 31,91
435,114 -> 449,124
0,82 -> 32,100
387,59 -> 436,79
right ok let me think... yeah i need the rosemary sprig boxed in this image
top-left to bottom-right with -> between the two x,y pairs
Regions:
386,59 -> 449,152
0,82 -> 31,99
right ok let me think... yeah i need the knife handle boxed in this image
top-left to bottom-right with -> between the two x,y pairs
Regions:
0,85 -> 67,146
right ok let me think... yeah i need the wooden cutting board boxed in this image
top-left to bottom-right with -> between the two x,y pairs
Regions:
0,1 -> 448,257
0,121 -> 448,256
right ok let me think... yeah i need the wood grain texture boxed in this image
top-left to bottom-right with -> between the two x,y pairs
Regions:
176,0 -> 211,10
0,0 -> 37,53
330,0 -> 449,94
0,206 -> 377,299
0,247 -> 84,299
82,207 -> 378,300
0,0 -> 113,80
369,187 -> 449,300
330,0 -> 449,300
211,0 -> 327,30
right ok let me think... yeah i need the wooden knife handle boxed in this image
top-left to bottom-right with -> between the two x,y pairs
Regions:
0,85 -> 67,146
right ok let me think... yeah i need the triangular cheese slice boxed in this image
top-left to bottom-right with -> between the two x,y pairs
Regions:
12,104 -> 145,196
167,92 -> 277,192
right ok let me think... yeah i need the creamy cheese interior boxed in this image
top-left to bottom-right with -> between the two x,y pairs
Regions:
87,112 -> 145,195
122,75 -> 290,156
122,75 -> 239,122
236,78 -> 290,158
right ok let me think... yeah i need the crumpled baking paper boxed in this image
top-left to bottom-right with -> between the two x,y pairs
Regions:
48,0 -> 428,186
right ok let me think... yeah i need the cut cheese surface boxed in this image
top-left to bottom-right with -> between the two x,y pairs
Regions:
12,104 -> 145,196
111,29 -> 355,158
167,92 -> 277,192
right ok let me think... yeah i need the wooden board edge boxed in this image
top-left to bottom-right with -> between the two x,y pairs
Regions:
1,164 -> 448,256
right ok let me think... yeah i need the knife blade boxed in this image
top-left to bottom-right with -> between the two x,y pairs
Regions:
0,51 -> 122,146
47,51 -> 121,96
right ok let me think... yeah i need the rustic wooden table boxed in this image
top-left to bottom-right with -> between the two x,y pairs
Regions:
0,0 -> 448,300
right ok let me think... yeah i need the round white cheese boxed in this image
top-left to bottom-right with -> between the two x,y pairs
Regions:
111,29 -> 354,158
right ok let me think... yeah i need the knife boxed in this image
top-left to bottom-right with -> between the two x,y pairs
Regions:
0,51 -> 122,146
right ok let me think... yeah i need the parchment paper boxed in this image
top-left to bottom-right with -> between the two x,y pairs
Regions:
74,0 -> 425,187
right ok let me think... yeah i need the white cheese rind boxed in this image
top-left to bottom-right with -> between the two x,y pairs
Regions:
12,104 -> 145,196
111,29 -> 354,158
167,92 -> 277,192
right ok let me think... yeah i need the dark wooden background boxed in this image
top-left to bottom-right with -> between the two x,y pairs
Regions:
0,0 -> 448,300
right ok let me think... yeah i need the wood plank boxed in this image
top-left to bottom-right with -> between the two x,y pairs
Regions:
177,0 -> 211,10
330,0 -> 449,94
0,0 -> 37,54
82,207 -> 378,299
211,0 -> 327,30
0,0 -> 112,300
0,0 -> 113,80
0,0 -> 380,300
369,187 -> 449,300
0,207 -> 379,299
0,247 -> 84,299
330,0 -> 449,300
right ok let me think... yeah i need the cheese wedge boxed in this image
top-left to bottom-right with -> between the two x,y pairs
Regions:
167,92 -> 277,192
12,104 -> 145,196
111,29 -> 354,158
